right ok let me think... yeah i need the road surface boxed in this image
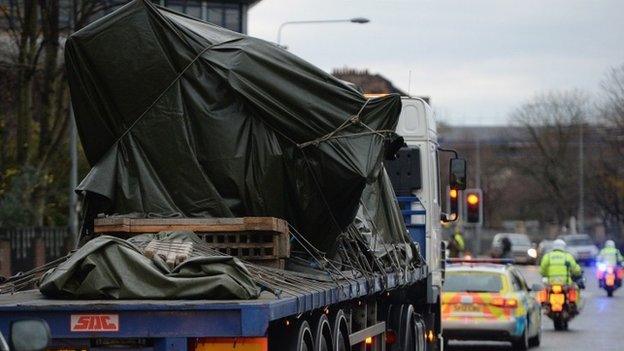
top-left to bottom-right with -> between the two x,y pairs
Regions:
447,265 -> 622,351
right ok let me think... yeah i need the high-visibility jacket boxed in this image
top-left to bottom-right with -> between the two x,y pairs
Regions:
453,233 -> 465,251
539,249 -> 581,284
448,232 -> 465,258
598,247 -> 623,266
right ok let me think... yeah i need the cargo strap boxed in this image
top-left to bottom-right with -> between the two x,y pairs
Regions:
296,98 -> 394,149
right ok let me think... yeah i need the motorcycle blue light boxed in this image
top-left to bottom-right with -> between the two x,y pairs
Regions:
597,263 -> 607,272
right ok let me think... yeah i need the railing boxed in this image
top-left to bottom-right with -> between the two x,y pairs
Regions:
0,227 -> 72,277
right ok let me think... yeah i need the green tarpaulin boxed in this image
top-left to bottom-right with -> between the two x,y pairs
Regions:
39,232 -> 260,299
67,0 -> 402,253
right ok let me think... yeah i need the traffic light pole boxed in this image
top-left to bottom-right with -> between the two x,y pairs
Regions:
464,187 -> 483,256
475,140 -> 481,256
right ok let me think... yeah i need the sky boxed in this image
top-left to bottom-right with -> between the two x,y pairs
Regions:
248,0 -> 624,125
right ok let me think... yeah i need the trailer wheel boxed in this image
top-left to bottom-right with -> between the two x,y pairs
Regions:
311,313 -> 333,351
273,319 -> 314,351
330,310 -> 350,351
385,304 -> 417,350
384,305 -> 403,351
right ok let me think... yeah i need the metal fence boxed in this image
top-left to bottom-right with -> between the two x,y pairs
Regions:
0,227 -> 72,277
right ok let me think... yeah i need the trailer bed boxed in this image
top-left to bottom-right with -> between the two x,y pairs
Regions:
0,267 -> 426,342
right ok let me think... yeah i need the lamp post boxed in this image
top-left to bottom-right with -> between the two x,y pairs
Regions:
276,17 -> 370,47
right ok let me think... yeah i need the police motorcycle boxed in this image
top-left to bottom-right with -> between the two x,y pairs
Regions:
597,261 -> 623,297
537,262 -> 585,331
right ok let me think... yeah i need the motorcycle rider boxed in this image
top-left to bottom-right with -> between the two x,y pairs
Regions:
540,239 -> 582,285
598,240 -> 623,266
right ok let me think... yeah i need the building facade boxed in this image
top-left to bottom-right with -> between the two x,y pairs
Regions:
155,0 -> 261,33
1,0 -> 261,34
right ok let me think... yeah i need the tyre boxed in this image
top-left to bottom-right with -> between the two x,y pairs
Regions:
553,317 -> 564,331
273,319 -> 314,351
529,311 -> 541,347
413,313 -> 426,351
311,314 -> 332,351
607,288 -> 614,297
512,319 -> 529,350
330,310 -> 350,351
529,329 -> 541,347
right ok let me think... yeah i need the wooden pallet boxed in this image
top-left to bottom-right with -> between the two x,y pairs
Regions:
94,217 -> 290,268
94,217 -> 288,235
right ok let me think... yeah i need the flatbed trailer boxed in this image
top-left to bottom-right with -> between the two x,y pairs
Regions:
0,268 -> 427,350
0,90 -> 461,351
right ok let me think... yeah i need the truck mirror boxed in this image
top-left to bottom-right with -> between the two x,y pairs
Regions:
449,158 -> 467,190
10,320 -> 50,351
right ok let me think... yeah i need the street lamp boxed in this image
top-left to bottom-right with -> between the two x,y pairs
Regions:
276,17 -> 371,47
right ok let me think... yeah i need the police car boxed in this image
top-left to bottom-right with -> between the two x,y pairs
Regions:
442,259 -> 542,350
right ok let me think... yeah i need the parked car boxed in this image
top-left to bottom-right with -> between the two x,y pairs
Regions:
558,234 -> 599,265
491,233 -> 537,265
442,260 -> 542,350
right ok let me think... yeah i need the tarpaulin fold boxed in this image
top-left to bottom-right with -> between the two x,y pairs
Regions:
39,233 -> 260,299
67,0 -> 402,252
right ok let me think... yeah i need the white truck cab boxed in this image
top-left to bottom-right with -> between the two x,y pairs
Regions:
388,97 -> 465,303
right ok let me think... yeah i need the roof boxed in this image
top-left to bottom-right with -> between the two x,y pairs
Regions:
332,68 -> 408,96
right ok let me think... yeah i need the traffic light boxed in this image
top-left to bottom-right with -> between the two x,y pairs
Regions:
448,188 -> 459,221
464,188 -> 483,224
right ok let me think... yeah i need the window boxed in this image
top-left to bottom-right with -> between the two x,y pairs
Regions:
443,272 -> 503,293
165,0 -> 202,19
509,271 -> 527,291
224,7 -> 239,31
205,2 -> 241,32
206,6 -> 223,24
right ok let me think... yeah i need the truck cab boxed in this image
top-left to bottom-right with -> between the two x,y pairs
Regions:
385,96 -> 466,349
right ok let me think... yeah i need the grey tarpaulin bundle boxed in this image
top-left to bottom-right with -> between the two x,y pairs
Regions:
66,0 -> 405,254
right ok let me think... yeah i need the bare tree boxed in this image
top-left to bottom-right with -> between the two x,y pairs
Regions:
0,0 -> 117,226
590,64 -> 624,239
508,91 -> 589,226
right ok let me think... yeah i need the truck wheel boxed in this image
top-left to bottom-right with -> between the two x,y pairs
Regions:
385,305 -> 405,351
278,319 -> 314,351
330,310 -> 350,351
311,314 -> 333,351
413,313 -> 426,351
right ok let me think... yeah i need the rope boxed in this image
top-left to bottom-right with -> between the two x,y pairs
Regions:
108,38 -> 241,149
296,99 -> 391,149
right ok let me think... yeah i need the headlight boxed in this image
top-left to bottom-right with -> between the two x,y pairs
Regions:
527,248 -> 537,258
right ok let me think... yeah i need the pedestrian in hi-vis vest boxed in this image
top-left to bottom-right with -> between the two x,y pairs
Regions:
448,228 -> 465,258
